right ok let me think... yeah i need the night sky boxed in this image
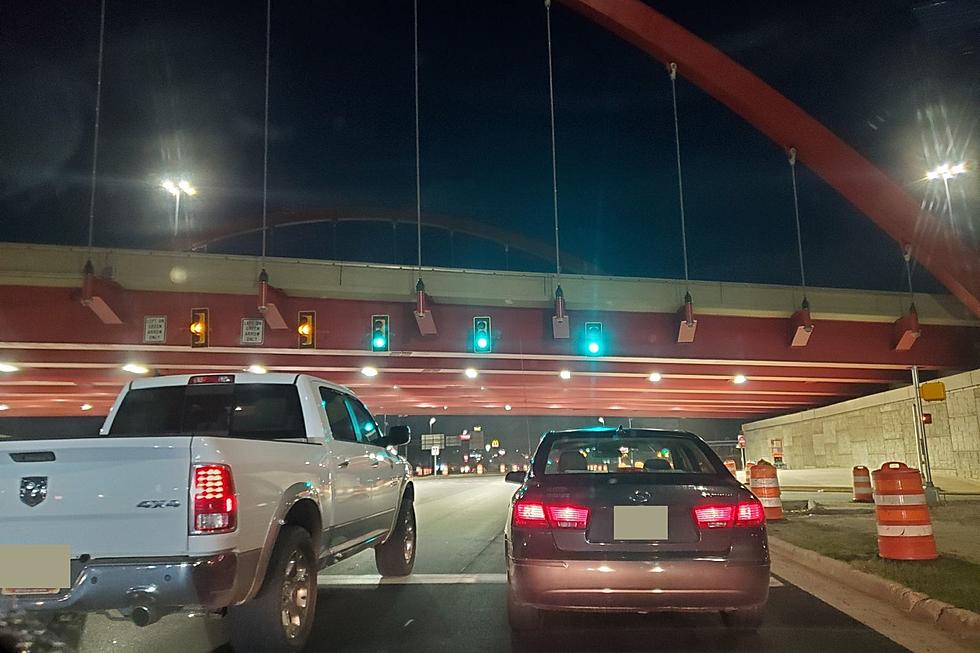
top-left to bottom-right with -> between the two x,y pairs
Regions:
1,1 -> 977,293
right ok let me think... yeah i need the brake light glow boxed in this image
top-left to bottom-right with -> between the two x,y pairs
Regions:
192,464 -> 237,534
188,375 -> 235,385
513,501 -> 547,527
546,505 -> 590,529
735,500 -> 765,527
693,500 -> 766,530
513,500 -> 590,529
693,505 -> 733,529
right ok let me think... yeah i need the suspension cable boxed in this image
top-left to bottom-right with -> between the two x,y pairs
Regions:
902,243 -> 915,306
668,63 -> 690,289
788,148 -> 808,296
260,0 -> 272,263
86,0 -> 108,252
545,0 -> 561,280
414,0 -> 423,276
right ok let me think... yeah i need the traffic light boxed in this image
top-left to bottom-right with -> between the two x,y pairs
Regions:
371,314 -> 390,352
584,321 -> 603,356
297,311 -> 316,349
190,308 -> 209,348
473,316 -> 492,353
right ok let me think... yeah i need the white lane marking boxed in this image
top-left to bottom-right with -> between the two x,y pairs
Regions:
320,573 -> 507,585
320,573 -> 784,588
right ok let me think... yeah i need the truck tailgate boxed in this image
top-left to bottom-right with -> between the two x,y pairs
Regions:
0,437 -> 192,558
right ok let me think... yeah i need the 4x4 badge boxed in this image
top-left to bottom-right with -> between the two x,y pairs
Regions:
19,477 -> 48,507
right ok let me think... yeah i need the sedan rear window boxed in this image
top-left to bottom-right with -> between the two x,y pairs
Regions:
539,431 -> 719,475
108,383 -> 306,440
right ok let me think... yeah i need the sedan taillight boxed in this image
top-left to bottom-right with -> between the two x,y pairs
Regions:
191,464 -> 237,534
693,500 -> 765,530
513,500 -> 590,529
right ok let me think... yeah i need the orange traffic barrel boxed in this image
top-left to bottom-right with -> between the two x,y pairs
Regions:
723,458 -> 737,476
749,460 -> 783,521
852,465 -> 873,503
872,462 -> 937,560
744,461 -> 756,484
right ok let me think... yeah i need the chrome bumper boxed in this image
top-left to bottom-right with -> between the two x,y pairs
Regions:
0,553 -> 240,613
508,557 -> 770,612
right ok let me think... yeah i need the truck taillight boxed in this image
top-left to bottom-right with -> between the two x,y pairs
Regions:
191,464 -> 237,534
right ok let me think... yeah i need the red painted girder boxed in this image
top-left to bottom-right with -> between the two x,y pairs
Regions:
1,287 -> 976,369
555,0 -> 980,317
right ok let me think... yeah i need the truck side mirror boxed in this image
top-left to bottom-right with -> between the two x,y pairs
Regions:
386,425 -> 411,446
505,471 -> 526,484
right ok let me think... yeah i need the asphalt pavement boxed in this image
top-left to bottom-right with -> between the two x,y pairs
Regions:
7,476 -> 913,652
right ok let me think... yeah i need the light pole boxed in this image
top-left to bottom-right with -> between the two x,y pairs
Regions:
926,163 -> 967,228
161,179 -> 197,237
429,417 -> 437,475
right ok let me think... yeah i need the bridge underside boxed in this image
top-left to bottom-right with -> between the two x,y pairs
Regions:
1,245 -> 977,420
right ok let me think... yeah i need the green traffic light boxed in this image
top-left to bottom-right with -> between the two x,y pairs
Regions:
373,335 -> 387,349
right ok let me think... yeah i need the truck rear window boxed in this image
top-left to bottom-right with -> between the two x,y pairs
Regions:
108,383 -> 306,439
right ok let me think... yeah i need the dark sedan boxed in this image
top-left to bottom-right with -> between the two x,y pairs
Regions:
504,428 -> 769,632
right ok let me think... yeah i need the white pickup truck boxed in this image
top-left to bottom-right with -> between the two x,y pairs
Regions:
0,373 -> 416,652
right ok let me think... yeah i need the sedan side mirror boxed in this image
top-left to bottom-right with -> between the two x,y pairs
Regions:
386,425 -> 411,446
505,471 -> 526,484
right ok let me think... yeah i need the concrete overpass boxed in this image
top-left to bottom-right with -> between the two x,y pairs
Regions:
0,242 -> 977,419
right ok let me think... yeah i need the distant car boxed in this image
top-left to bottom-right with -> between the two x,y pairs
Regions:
504,428 -> 769,632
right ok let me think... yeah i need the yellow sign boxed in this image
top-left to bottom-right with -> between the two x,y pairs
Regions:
920,382 -> 946,402
491,439 -> 500,448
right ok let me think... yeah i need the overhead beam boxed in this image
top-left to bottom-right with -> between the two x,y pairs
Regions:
555,0 -> 980,317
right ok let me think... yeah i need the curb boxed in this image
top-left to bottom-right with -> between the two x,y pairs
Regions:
769,536 -> 980,644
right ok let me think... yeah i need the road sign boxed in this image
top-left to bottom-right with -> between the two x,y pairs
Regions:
445,435 -> 461,448
430,446 -> 440,457
421,433 -> 445,448
142,316 -> 166,343
736,433 -> 746,449
920,382 -> 946,402
240,318 -> 265,345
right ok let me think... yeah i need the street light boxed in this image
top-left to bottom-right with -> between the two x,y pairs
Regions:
161,178 -> 197,237
925,162 -> 967,227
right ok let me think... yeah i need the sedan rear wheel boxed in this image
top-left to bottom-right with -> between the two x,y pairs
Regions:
507,591 -> 541,632
721,604 -> 765,632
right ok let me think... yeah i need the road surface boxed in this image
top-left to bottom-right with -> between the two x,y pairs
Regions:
12,476 -> 915,652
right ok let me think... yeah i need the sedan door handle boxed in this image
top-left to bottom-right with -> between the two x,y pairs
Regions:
338,460 -> 351,469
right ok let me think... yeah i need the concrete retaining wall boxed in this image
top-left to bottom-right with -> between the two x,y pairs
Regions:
742,369 -> 980,482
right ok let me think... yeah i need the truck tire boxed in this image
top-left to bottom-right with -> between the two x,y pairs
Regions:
228,526 -> 317,653
374,498 -> 416,577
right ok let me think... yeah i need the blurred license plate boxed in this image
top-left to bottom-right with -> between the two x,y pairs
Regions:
0,545 -> 70,595
613,506 -> 668,540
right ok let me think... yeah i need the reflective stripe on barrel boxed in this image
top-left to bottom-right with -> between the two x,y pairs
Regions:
871,461 -> 937,560
852,465 -> 873,503
749,460 -> 783,521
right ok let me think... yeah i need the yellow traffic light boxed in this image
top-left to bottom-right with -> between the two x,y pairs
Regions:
297,311 -> 316,349
190,308 -> 209,348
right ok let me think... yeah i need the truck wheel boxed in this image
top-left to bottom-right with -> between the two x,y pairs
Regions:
228,526 -> 317,653
375,498 -> 416,577
721,605 -> 765,633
